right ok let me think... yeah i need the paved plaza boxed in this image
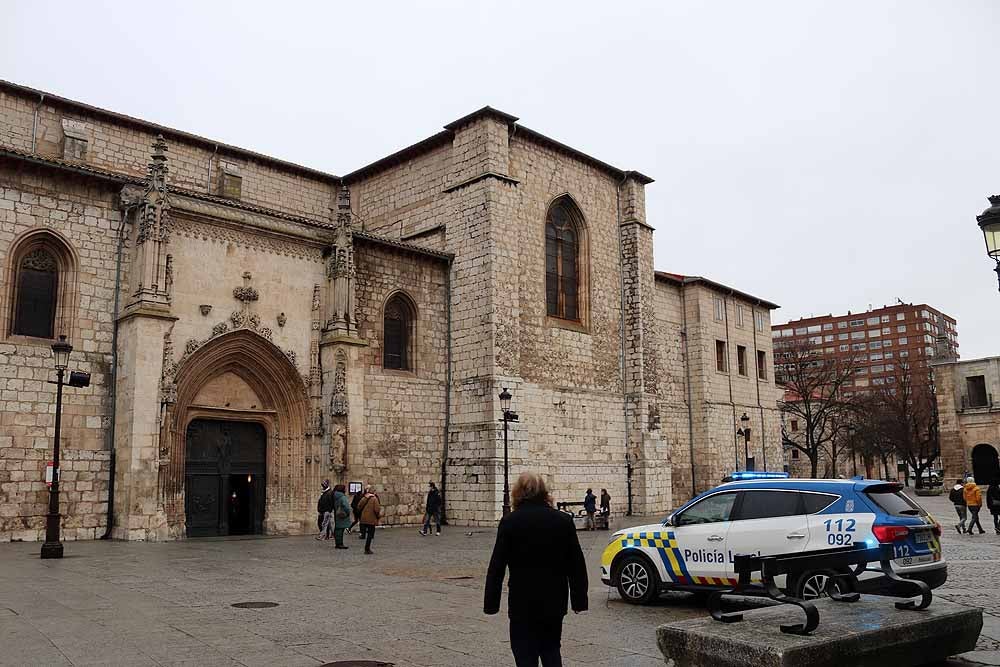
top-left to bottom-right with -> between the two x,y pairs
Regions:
0,494 -> 997,666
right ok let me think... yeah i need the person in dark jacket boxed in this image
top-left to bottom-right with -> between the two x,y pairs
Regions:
583,488 -> 597,530
484,471 -> 588,667
419,481 -> 443,536
599,489 -> 611,516
316,480 -> 334,540
331,484 -> 352,548
949,478 -> 967,535
348,485 -> 364,535
988,479 -> 1000,535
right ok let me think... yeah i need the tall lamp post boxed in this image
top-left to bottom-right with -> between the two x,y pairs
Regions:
498,388 -> 519,517
977,195 -> 1000,291
847,425 -> 858,477
737,413 -> 753,471
41,335 -> 90,559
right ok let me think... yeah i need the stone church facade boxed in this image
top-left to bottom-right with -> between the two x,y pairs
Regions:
0,81 -> 782,541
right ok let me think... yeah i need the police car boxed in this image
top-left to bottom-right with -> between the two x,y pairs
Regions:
600,472 -> 946,603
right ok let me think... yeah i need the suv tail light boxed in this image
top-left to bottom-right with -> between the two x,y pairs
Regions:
872,524 -> 910,543
931,522 -> 941,537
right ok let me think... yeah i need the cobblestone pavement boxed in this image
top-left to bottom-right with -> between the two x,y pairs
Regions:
0,494 -> 996,666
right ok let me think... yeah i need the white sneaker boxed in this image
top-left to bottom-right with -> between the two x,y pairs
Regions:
435,531 -> 441,536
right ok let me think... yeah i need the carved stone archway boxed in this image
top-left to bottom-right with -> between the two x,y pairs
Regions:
160,329 -> 310,537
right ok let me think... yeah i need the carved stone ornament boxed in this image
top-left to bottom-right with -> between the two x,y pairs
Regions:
159,328 -> 179,405
200,304 -> 212,316
173,271 -> 302,383
277,312 -> 287,328
331,352 -> 348,416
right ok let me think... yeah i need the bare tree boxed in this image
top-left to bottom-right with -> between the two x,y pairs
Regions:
851,392 -> 896,480
777,338 -> 863,478
866,361 -> 940,489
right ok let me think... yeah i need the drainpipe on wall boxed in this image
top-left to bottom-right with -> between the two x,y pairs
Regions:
439,259 -> 453,524
31,93 -> 44,153
750,300 -> 768,471
681,287 -> 697,497
724,290 -> 739,470
206,144 -> 218,194
101,203 -> 134,539
615,174 -> 632,515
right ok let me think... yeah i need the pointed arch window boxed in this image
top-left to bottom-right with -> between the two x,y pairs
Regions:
383,293 -> 415,371
13,248 -> 59,339
545,198 -> 584,322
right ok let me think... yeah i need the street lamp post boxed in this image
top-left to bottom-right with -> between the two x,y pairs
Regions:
977,195 -> 1000,291
738,412 -> 753,471
498,388 -> 519,517
848,425 -> 858,477
40,335 -> 90,560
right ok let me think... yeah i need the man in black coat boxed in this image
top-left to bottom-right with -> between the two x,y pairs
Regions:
420,481 -> 443,536
484,472 -> 588,666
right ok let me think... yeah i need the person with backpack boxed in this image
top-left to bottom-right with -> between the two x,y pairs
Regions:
419,481 -> 442,536
988,479 -> 1000,535
949,478 -> 967,535
356,486 -> 382,555
331,484 -> 352,548
964,477 -> 985,535
316,480 -> 335,540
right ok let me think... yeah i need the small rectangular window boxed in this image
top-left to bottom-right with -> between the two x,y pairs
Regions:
839,344 -> 849,351
716,340 -> 728,373
838,333 -> 848,340
868,329 -> 881,338
967,375 -> 989,407
881,315 -> 889,323
870,341 -> 882,349
795,327 -> 807,335
867,317 -> 880,325
807,325 -> 821,334
736,305 -> 745,328
850,319 -> 864,327
822,323 -> 833,331
791,448 -> 800,459
755,311 -> 766,332
757,350 -> 767,380
899,337 -> 908,345
824,335 -> 834,342
837,321 -> 848,329
897,325 -> 906,333
714,297 -> 725,322
851,331 -> 865,340
790,419 -> 798,432
737,345 -> 747,376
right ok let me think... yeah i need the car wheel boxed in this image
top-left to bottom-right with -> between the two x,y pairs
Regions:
615,555 -> 660,604
793,569 -> 853,601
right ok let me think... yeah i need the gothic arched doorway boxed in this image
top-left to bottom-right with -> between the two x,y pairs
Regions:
972,443 -> 1000,485
161,329 -> 311,538
185,419 -> 267,537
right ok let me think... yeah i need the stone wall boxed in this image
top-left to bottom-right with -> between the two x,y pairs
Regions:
350,241 -> 449,523
0,161 -> 119,541
934,356 -> 1000,482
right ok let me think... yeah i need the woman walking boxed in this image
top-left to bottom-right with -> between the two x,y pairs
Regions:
988,478 -> 1000,535
348,486 -> 364,536
332,484 -> 352,548
316,480 -> 334,540
356,486 -> 382,555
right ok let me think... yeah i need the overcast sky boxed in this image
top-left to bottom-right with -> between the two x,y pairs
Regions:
3,1 -> 998,357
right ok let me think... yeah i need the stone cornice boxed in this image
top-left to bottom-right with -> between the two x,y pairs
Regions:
443,171 -> 520,193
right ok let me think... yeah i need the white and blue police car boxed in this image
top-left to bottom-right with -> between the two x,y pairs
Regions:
600,472 -> 945,603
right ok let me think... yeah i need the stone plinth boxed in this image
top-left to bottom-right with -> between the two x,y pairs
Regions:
657,596 -> 981,667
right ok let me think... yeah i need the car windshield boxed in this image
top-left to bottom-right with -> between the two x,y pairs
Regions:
866,489 -> 926,517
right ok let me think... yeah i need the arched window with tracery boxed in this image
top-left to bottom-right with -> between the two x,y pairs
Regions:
12,248 -> 58,338
4,229 -> 78,342
383,293 -> 415,371
545,197 -> 586,322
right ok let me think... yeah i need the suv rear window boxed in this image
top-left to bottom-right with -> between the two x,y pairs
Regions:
865,488 -> 926,517
801,492 -> 838,514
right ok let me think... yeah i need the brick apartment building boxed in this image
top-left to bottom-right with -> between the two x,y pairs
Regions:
772,303 -> 958,474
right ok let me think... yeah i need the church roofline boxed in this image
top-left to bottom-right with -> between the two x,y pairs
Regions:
654,270 -> 780,310
1,79 -> 653,197
0,80 -> 344,184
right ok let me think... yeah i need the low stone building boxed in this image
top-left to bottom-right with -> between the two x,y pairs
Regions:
0,80 -> 782,541
933,352 -> 1000,485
